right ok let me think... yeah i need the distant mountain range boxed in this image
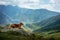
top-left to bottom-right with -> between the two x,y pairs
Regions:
33,15 -> 60,33
0,5 -> 60,24
0,5 -> 60,33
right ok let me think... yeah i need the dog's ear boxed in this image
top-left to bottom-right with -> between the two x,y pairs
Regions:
19,23 -> 23,26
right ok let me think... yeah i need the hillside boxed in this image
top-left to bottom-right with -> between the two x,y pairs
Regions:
33,15 -> 60,32
0,5 -> 60,24
0,30 -> 60,40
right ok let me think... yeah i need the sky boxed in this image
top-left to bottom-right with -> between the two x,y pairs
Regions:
0,0 -> 60,12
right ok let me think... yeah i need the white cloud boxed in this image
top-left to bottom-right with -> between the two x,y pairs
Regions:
0,0 -> 60,12
50,0 -> 56,3
29,0 -> 40,3
0,1 -> 9,5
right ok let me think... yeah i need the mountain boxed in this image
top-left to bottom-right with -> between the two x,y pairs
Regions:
0,5 -> 60,32
0,5 -> 7,25
26,14 -> 60,31
0,5 -> 60,24
33,15 -> 60,33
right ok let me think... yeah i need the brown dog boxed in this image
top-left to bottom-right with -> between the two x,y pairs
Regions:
10,23 -> 23,29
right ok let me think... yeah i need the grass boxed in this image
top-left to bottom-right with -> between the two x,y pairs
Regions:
0,31 -> 60,40
0,25 -> 60,40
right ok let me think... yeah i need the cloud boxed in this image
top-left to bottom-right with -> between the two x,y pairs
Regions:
0,0 -> 60,12
0,1 -> 9,5
50,0 -> 60,4
50,0 -> 56,3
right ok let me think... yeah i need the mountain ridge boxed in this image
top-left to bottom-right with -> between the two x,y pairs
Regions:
33,15 -> 60,33
0,5 -> 60,24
